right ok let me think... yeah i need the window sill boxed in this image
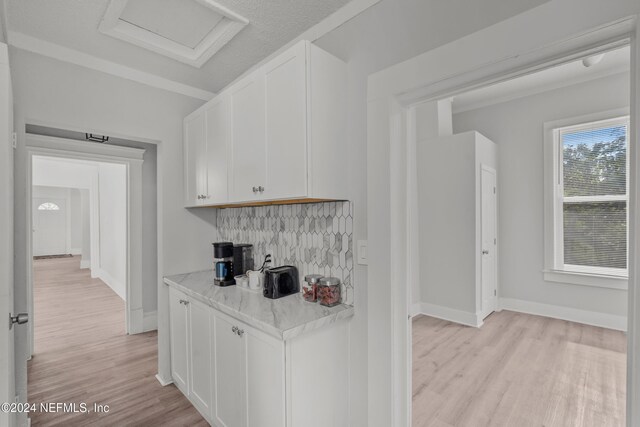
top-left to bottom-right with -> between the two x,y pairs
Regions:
543,269 -> 628,290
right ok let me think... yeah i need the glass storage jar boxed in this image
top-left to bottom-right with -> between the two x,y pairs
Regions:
303,274 -> 323,302
317,277 -> 341,307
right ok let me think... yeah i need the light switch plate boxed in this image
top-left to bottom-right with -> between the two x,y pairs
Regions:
357,240 -> 368,265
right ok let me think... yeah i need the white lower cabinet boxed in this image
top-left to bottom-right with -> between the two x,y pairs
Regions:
169,287 -> 190,394
169,287 -> 348,427
213,313 -> 248,427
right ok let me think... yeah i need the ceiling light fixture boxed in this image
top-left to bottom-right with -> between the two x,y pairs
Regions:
85,133 -> 110,143
582,53 -> 605,68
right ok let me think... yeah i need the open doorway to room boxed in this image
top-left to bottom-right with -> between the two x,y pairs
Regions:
21,128 -> 201,425
411,44 -> 630,426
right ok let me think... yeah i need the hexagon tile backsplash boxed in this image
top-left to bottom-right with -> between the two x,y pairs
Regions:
217,201 -> 354,306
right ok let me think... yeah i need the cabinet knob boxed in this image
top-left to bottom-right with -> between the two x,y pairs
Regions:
179,299 -> 189,305
258,186 -> 264,193
237,329 -> 244,337
232,326 -> 238,333
252,186 -> 258,193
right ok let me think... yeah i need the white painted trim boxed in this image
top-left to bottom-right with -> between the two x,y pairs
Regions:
26,134 -> 145,161
499,297 -> 627,331
96,268 -> 126,301
155,373 -> 174,387
143,310 -> 158,332
80,258 -> 91,269
26,134 -> 147,361
99,0 -> 248,68
543,269 -> 628,289
412,302 -> 483,328
7,31 -> 215,101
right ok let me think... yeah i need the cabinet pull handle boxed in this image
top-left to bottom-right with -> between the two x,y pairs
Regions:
252,186 -> 258,193
232,326 -> 238,333
258,186 -> 264,193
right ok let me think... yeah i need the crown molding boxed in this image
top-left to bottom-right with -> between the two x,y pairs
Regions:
7,31 -> 215,101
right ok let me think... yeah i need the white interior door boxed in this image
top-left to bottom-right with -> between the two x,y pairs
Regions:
480,165 -> 498,319
32,197 -> 67,256
0,44 -> 15,427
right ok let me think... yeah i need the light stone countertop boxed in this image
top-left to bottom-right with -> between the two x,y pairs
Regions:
164,269 -> 354,341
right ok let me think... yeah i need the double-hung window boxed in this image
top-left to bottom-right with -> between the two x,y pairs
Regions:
544,114 -> 629,288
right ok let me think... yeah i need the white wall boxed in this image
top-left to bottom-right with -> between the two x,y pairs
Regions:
453,72 -> 630,318
11,48 -> 217,412
313,1 -> 548,424
97,163 -> 127,300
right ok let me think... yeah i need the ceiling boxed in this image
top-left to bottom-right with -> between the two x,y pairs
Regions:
452,46 -> 630,114
6,0 -> 352,93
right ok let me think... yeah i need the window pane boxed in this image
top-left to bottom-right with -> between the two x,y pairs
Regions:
563,201 -> 626,269
562,124 -> 627,197
37,202 -> 60,211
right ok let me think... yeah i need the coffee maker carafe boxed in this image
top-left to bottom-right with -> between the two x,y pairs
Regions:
213,242 -> 235,286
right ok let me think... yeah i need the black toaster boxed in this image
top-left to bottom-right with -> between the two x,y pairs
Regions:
264,266 -> 299,299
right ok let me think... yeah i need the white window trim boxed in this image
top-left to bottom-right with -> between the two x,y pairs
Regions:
543,108 -> 630,290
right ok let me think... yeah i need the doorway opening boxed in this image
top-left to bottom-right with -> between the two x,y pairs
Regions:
410,43 -> 630,425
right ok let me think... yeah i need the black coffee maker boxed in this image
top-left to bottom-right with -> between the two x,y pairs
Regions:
213,242 -> 235,286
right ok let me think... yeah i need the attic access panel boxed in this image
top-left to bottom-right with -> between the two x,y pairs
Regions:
99,0 -> 249,68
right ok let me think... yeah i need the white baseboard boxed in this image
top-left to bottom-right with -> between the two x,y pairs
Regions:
413,302 -> 483,328
499,297 -> 627,331
96,268 -> 126,301
80,258 -> 91,269
155,373 -> 173,387
70,247 -> 82,255
143,311 -> 158,332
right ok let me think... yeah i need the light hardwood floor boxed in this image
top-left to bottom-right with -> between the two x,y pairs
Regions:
412,311 -> 626,427
28,256 -> 207,426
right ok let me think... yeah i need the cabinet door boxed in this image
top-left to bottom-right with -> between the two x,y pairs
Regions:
246,329 -> 285,427
213,313 -> 247,427
184,112 -> 207,206
205,95 -> 229,204
188,298 -> 212,419
230,75 -> 266,202
264,42 -> 308,200
169,288 -> 189,394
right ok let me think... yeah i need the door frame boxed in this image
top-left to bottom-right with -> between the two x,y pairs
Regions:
479,164 -> 498,320
25,134 -> 145,357
366,13 -> 639,427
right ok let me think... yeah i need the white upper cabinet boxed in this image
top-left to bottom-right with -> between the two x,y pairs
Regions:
263,41 -> 307,200
183,40 -> 347,207
230,75 -> 266,203
184,112 -> 207,206
205,94 -> 230,204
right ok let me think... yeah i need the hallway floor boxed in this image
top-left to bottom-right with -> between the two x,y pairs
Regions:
28,256 -> 206,426
412,311 -> 627,427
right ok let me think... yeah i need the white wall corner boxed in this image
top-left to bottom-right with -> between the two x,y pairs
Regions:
499,297 -> 627,331
416,302 -> 483,328
143,310 -> 158,332
97,268 -> 126,301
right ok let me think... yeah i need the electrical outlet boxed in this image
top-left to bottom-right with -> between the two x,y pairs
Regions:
357,240 -> 368,265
